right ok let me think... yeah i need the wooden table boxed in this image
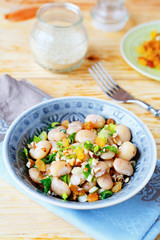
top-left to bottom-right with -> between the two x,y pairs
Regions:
0,0 -> 159,239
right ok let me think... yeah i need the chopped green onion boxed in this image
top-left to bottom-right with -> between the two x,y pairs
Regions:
78,194 -> 87,202
89,186 -> 99,193
68,132 -> 76,144
40,176 -> 52,194
47,153 -> 57,164
107,123 -> 116,136
27,139 -> 32,144
87,174 -> 94,182
84,141 -> 94,151
70,145 -> 76,150
24,148 -> 28,158
101,146 -> 118,154
94,145 -> 101,153
72,167 -> 83,175
76,143 -> 83,150
51,122 -> 60,127
88,158 -> 93,165
67,154 -> 76,159
108,131 -> 115,136
38,131 -> 48,140
93,176 -> 97,182
41,158 -> 48,164
85,164 -> 91,173
59,151 -> 64,156
41,153 -> 56,164
57,141 -> 63,147
48,122 -> 60,131
33,135 -> 41,142
99,190 -> 113,200
83,171 -> 90,179
60,174 -> 70,185
60,129 -> 66,134
62,192 -> 68,200
98,188 -> 105,194
83,164 -> 91,178
98,129 -> 108,143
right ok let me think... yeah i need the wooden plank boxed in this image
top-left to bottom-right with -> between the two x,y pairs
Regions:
0,0 -> 159,239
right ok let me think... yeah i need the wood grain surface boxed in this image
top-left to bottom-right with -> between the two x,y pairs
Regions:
0,0 -> 159,239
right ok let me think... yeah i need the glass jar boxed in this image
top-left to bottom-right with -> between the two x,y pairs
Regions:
30,2 -> 88,72
91,0 -> 129,32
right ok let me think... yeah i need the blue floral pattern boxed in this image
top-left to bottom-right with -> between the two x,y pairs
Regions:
138,163 -> 160,206
0,118 -> 9,135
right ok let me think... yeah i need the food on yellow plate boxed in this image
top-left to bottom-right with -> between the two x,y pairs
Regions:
137,30 -> 160,69
24,114 -> 137,202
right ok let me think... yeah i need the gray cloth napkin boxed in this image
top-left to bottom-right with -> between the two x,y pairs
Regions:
0,74 -> 52,141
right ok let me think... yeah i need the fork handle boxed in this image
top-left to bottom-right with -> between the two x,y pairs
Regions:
127,99 -> 160,117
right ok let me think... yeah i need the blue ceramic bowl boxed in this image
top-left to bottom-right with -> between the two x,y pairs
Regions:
3,97 -> 157,209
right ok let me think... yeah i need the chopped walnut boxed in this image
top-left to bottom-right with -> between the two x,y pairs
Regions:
112,133 -> 122,146
63,148 -> 74,156
75,161 -> 82,167
92,158 -> 99,166
87,192 -> 99,202
112,173 -> 124,182
72,192 -> 77,201
66,158 -> 76,166
107,136 -> 114,145
70,184 -> 85,196
106,118 -> 115,125
28,159 -> 35,168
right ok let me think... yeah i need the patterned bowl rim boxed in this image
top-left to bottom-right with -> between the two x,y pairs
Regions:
3,96 -> 157,209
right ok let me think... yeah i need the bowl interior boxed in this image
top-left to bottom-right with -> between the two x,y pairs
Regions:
3,97 -> 157,209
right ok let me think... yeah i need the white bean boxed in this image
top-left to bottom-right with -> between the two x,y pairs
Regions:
113,158 -> 133,176
115,125 -> 131,143
100,149 -> 115,160
48,126 -> 67,141
104,159 -> 114,168
92,161 -> 110,177
75,130 -> 96,143
50,140 -> 59,153
70,173 -> 86,186
51,177 -> 71,197
70,143 -> 80,147
82,181 -> 96,192
67,121 -> 83,135
97,173 -> 113,190
50,161 -> 72,177
117,141 -> 137,161
29,140 -> 51,159
85,114 -> 105,128
29,168 -> 43,184
45,164 -> 51,172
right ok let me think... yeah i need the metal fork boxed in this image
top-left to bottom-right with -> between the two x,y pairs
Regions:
89,62 -> 160,118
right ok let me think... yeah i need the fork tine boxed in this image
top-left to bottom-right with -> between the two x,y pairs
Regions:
88,67 -> 112,98
92,65 -> 115,95
94,63 -> 117,92
98,62 -> 120,89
